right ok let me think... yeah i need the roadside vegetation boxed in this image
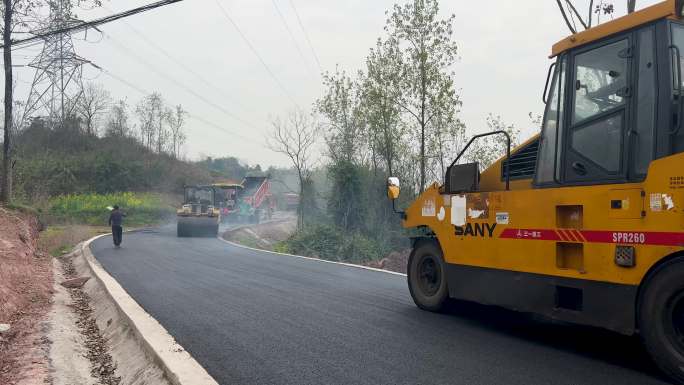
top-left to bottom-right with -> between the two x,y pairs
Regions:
270,0 -> 528,265
47,192 -> 175,226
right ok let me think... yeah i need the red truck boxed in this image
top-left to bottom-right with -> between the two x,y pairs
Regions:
214,176 -> 274,224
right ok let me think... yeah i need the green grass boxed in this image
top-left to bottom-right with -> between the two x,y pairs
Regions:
47,192 -> 175,226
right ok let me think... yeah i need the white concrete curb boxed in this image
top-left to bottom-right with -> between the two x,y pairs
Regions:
81,235 -> 219,385
217,235 -> 408,277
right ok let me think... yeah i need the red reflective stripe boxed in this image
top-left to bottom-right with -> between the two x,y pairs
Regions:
499,228 -> 684,247
555,230 -> 567,241
500,228 -> 563,241
573,230 -> 587,242
561,229 -> 579,242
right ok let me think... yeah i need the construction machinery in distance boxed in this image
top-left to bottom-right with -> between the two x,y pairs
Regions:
177,176 -> 274,237
177,185 -> 220,237
239,176 -> 275,223
388,1 -> 684,382
213,182 -> 242,221
215,176 -> 274,224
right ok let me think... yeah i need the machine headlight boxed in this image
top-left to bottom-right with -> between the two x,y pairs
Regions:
678,0 -> 684,17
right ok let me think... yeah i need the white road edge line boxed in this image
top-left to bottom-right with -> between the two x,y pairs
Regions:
217,236 -> 408,277
82,234 -> 219,385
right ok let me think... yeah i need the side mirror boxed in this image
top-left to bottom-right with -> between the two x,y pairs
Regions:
387,177 -> 400,200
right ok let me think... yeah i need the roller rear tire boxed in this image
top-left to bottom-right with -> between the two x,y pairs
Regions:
407,240 -> 449,312
639,257 -> 684,385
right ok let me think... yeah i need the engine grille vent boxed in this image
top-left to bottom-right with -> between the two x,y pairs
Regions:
501,138 -> 539,181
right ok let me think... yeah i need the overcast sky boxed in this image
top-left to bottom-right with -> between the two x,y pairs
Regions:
9,0 -> 661,167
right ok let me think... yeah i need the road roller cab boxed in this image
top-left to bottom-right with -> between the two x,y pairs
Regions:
177,185 -> 221,237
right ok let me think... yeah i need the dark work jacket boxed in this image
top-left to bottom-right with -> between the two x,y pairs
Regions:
109,210 -> 126,227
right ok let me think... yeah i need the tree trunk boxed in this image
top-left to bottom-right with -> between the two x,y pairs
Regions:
2,0 -> 13,204
419,40 -> 427,192
297,170 -> 304,230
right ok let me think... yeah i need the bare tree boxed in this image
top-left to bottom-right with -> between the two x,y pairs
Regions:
136,92 -> 163,150
154,95 -> 169,154
166,104 -> 186,158
76,82 -> 110,136
267,109 -> 318,229
105,98 -> 131,137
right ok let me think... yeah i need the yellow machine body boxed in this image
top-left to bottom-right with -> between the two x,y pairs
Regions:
403,151 -> 684,288
397,0 -> 684,336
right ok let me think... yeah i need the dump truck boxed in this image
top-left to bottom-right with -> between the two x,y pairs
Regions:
238,175 -> 274,223
177,185 -> 220,237
387,1 -> 684,382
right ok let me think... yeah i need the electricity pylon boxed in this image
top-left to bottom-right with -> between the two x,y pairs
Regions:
23,1 -> 90,128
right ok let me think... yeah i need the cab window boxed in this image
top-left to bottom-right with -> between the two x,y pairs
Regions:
566,38 -> 630,182
573,39 -> 629,124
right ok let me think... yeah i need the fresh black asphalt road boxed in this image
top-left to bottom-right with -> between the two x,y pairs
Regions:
90,226 -> 672,385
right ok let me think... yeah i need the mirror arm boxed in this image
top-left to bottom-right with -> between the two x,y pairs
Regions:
392,199 -> 406,220
451,130 -> 512,191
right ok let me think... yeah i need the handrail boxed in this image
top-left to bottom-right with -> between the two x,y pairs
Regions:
543,62 -> 557,104
669,44 -> 683,136
451,130 -> 512,191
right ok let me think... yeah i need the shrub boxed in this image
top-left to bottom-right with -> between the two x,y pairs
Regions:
280,224 -> 386,263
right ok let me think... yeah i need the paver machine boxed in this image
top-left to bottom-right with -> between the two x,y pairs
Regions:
176,185 -> 220,237
388,1 -> 684,382
212,182 -> 243,223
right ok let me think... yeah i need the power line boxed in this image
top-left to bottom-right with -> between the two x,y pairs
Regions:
270,0 -> 316,79
287,0 -> 323,74
98,65 -> 264,146
2,0 -> 184,49
213,0 -> 299,107
102,32 -> 262,132
100,5 -> 260,118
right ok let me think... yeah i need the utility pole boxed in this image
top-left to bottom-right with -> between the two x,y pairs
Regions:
1,0 -> 13,203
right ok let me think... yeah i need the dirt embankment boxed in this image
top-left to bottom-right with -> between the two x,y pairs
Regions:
222,213 -> 297,251
364,249 -> 410,274
0,207 -> 53,384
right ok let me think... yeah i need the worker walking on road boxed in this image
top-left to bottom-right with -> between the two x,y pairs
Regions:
108,205 -> 126,248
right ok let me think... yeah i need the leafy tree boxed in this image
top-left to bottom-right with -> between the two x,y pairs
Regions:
316,67 -> 365,165
427,109 -> 465,180
361,38 -> 404,177
463,114 -> 520,170
385,0 -> 459,191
